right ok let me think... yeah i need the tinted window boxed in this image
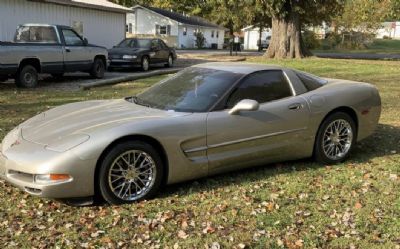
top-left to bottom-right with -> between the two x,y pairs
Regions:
15,26 -> 58,43
226,70 -> 292,108
135,67 -> 243,112
62,29 -> 83,46
117,39 -> 151,48
295,71 -> 327,91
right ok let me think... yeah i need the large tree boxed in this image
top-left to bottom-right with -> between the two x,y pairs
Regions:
253,0 -> 344,58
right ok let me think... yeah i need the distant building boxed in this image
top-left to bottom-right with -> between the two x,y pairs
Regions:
376,22 -> 400,39
242,26 -> 271,50
127,5 -> 226,49
0,0 -> 130,48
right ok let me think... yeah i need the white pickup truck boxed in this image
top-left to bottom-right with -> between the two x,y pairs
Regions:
0,24 -> 108,88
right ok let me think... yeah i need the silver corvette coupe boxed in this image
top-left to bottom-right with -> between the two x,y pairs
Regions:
0,63 -> 381,205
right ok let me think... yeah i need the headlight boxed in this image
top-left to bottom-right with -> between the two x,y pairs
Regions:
123,55 -> 137,60
45,134 -> 90,152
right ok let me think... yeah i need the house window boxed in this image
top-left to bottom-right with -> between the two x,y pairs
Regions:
216,31 -> 219,38
211,30 -> 215,38
183,27 -> 187,36
125,25 -> 129,32
156,25 -> 171,35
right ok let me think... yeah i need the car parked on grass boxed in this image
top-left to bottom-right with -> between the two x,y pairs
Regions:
0,63 -> 381,205
0,24 -> 107,88
108,38 -> 177,72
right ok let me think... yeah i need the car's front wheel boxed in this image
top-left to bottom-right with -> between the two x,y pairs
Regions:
314,112 -> 356,164
98,141 -> 164,205
141,56 -> 150,71
165,55 -> 174,68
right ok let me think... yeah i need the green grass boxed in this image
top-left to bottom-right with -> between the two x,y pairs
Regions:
313,39 -> 400,54
0,58 -> 399,248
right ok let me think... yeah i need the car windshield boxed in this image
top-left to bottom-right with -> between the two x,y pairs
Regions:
117,39 -> 151,48
132,67 -> 243,112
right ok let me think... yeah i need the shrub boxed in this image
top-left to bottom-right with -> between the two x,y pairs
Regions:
195,32 -> 206,49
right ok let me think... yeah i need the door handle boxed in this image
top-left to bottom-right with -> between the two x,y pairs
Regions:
65,47 -> 71,52
288,103 -> 303,110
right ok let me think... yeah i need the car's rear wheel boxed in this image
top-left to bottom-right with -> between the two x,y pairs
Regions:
314,112 -> 356,164
98,141 -> 164,205
165,55 -> 174,68
90,58 -> 105,79
141,56 -> 150,71
15,65 -> 38,88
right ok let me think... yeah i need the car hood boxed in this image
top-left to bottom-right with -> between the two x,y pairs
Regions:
20,99 -> 187,146
108,47 -> 148,55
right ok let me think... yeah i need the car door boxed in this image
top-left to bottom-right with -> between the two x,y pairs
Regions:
150,39 -> 164,63
206,70 -> 311,174
60,28 -> 92,72
158,40 -> 170,62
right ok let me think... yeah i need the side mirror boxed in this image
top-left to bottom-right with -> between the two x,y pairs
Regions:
83,38 -> 88,46
229,99 -> 260,115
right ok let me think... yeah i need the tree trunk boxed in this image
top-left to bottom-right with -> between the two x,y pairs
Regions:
266,12 -> 312,59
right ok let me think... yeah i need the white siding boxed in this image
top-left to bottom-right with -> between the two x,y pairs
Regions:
243,29 -> 271,50
178,25 -> 225,49
0,0 -> 126,48
376,21 -> 400,39
134,8 -> 178,36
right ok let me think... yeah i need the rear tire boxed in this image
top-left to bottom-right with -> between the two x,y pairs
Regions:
15,65 -> 38,88
141,56 -> 150,71
98,141 -> 164,205
90,58 -> 105,79
314,112 -> 357,164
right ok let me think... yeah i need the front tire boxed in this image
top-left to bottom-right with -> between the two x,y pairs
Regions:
90,58 -> 105,79
314,112 -> 357,164
98,141 -> 164,205
15,65 -> 38,88
165,55 -> 174,68
141,56 -> 150,71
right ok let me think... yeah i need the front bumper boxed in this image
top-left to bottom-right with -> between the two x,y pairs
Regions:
109,59 -> 141,68
0,142 -> 96,199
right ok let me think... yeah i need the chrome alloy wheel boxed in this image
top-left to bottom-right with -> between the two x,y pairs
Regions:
108,150 -> 156,201
142,57 -> 149,71
168,55 -> 173,66
322,119 -> 353,160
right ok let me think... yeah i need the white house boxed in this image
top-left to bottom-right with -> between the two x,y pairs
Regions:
242,26 -> 271,50
0,0 -> 130,48
376,21 -> 400,39
127,5 -> 226,49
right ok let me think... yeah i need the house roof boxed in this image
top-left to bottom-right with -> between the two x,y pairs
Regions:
134,5 -> 225,30
31,0 -> 131,13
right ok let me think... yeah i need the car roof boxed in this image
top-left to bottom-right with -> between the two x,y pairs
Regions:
192,62 -> 286,74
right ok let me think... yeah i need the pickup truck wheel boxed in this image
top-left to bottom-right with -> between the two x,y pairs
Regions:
90,58 -> 105,79
15,65 -> 38,88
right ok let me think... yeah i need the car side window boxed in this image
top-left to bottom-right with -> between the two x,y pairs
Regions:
15,26 -> 59,43
159,40 -> 168,49
151,39 -> 160,50
226,70 -> 292,108
62,29 -> 84,46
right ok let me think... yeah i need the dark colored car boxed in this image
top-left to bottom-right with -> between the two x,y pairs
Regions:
108,38 -> 177,71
